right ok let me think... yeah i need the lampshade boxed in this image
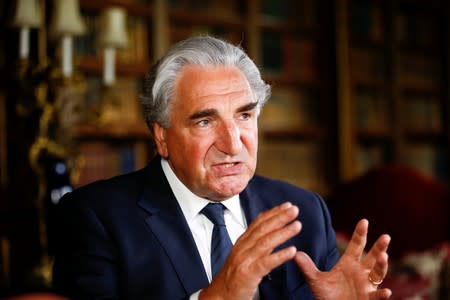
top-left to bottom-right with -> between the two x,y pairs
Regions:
50,0 -> 85,38
12,0 -> 42,28
100,7 -> 128,49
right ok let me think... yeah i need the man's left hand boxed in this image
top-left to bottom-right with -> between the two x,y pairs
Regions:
295,219 -> 392,300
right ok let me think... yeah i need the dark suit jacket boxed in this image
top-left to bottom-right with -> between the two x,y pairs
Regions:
52,156 -> 339,299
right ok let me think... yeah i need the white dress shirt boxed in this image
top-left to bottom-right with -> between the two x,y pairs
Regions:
161,158 -> 247,280
161,158 -> 260,300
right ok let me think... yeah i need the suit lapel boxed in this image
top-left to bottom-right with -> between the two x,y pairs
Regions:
240,180 -> 291,300
137,157 -> 209,295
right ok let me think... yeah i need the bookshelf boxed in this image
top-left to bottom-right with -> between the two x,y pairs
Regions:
336,0 -> 449,182
71,0 -> 336,197
256,0 -> 336,195
68,0 -> 156,186
2,0 -> 450,292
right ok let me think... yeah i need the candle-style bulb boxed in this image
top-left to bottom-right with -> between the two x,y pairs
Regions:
12,0 -> 43,59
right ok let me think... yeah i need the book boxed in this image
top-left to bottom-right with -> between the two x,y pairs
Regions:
401,95 -> 441,133
257,140 -> 326,193
283,38 -> 316,81
117,17 -> 150,64
398,55 -> 440,89
355,144 -> 385,177
0,93 -> 6,188
259,87 -> 317,131
350,49 -> 385,82
401,143 -> 445,180
354,88 -> 389,131
75,141 -> 151,187
261,32 -> 283,75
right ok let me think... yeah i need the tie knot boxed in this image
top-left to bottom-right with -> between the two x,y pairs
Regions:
201,203 -> 226,226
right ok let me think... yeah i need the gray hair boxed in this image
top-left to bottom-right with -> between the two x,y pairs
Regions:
140,35 -> 271,129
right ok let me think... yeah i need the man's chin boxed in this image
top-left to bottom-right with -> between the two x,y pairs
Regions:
207,178 -> 251,200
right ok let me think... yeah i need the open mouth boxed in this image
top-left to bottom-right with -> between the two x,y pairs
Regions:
223,162 -> 237,168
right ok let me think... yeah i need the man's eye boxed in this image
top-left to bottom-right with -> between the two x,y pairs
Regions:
197,119 -> 210,127
239,113 -> 252,120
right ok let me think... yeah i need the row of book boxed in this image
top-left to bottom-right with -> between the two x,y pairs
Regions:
257,140 -> 328,195
394,11 -> 439,48
349,0 -> 441,48
0,93 -> 6,188
261,34 -> 316,81
402,143 -> 448,181
355,142 -> 448,181
349,0 -> 384,43
169,0 -> 241,17
259,86 -> 318,131
401,96 -> 441,133
350,49 -> 385,82
354,90 -> 442,133
398,55 -> 441,89
75,141 -> 150,187
354,88 -> 389,131
261,0 -> 317,28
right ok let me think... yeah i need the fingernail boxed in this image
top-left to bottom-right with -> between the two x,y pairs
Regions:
281,202 -> 292,209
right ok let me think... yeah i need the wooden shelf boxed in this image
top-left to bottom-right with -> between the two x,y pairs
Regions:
169,9 -> 244,29
78,56 -> 151,77
258,17 -> 315,36
356,129 -> 393,142
264,73 -> 319,87
74,124 -> 151,140
262,126 -> 324,140
403,129 -> 444,142
79,0 -> 153,17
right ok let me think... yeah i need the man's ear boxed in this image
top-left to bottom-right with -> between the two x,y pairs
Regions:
153,123 -> 168,158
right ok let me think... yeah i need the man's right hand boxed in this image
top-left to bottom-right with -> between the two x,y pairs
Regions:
199,202 -> 301,300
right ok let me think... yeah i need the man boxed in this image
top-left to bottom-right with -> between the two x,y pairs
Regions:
53,36 -> 391,299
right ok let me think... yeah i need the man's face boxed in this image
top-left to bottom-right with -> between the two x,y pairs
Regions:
153,65 -> 259,201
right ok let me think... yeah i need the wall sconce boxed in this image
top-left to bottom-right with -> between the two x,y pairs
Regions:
12,0 -> 42,60
50,0 -> 86,78
100,7 -> 128,86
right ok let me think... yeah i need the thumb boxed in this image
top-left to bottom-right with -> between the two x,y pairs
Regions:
294,251 -> 319,283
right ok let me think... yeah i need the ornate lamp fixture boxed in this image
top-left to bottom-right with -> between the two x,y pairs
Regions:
100,7 -> 128,86
49,0 -> 86,78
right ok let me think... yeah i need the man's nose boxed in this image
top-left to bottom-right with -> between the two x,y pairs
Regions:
216,121 -> 242,155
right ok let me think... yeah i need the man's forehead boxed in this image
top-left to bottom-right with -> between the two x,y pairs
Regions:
174,64 -> 253,101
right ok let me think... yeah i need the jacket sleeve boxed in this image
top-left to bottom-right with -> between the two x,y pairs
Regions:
52,191 -> 120,299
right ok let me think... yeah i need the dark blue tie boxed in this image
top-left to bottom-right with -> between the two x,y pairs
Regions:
201,203 -> 233,279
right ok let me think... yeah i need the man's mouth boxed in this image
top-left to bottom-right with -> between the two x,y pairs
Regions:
213,161 -> 242,175
223,163 -> 237,168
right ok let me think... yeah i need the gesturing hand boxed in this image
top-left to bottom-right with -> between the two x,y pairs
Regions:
200,202 -> 301,300
295,219 -> 392,300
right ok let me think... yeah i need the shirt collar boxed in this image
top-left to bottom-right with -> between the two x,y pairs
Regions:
161,157 -> 244,226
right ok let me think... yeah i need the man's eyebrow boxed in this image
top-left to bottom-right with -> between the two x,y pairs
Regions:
237,101 -> 259,112
188,102 -> 258,121
189,109 -> 218,121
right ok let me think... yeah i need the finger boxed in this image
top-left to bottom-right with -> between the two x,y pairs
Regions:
247,202 -> 298,232
294,251 -> 320,283
371,288 -> 392,300
344,219 -> 368,259
363,234 -> 391,269
239,203 -> 299,249
368,252 -> 389,287
241,220 -> 301,259
252,246 -> 298,277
